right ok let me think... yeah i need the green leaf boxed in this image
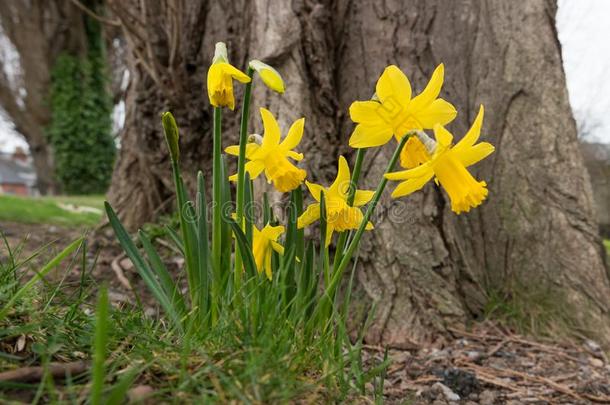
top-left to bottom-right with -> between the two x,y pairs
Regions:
90,286 -> 109,405
105,202 -> 183,330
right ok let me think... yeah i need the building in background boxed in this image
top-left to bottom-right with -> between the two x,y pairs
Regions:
0,147 -> 37,196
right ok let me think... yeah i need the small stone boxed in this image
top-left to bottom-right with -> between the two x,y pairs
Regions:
128,385 -> 154,402
479,390 -> 496,405
119,257 -> 134,270
590,357 -> 604,368
431,382 -> 460,401
466,350 -> 483,362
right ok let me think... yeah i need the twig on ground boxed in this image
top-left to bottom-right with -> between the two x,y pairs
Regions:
0,361 -> 88,382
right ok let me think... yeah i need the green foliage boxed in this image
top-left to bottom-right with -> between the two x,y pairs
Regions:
48,8 -> 115,195
0,236 -> 384,402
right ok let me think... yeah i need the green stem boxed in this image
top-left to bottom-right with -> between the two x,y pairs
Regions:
234,67 -> 255,294
212,107 -> 222,319
329,134 -> 411,300
333,148 -> 366,271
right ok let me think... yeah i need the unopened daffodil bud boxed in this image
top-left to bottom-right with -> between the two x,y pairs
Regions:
207,42 -> 251,109
161,112 -> 180,163
249,60 -> 285,94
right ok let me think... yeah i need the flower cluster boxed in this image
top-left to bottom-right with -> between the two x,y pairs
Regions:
206,42 -> 494,279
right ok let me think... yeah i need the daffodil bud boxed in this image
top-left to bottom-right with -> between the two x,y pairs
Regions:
162,112 -> 180,163
212,42 -> 229,64
249,60 -> 285,93
248,133 -> 263,145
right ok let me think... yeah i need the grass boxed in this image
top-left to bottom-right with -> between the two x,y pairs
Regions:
0,236 -> 387,403
604,239 -> 610,257
0,194 -> 104,227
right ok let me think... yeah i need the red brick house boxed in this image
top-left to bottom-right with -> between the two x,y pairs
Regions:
0,148 -> 37,196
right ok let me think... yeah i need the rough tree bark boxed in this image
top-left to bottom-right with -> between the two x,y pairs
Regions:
106,0 -> 610,347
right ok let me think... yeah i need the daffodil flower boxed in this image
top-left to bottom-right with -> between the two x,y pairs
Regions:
349,64 -> 457,148
385,106 -> 494,214
252,223 -> 285,280
226,108 -> 306,193
298,156 -> 374,246
249,60 -> 285,93
207,42 -> 251,110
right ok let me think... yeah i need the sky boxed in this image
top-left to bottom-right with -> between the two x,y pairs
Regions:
557,0 -> 610,144
0,1 -> 609,152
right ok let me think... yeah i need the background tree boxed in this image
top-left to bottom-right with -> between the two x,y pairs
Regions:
0,0 -> 87,194
106,0 -> 610,347
48,0 -> 115,194
0,0 -> 116,194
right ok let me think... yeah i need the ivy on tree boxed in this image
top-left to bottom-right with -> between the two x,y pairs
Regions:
48,3 -> 115,195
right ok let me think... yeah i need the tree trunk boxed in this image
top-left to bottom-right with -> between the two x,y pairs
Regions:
107,0 -> 610,347
0,0 -> 89,194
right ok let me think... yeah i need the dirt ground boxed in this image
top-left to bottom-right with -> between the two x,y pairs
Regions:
2,221 -> 610,404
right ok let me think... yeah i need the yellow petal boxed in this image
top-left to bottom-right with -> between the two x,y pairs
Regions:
365,221 -> 374,230
385,161 -> 433,180
298,203 -> 320,228
456,142 -> 495,168
353,190 -> 374,206
453,105 -> 485,152
259,68 -> 285,93
245,160 -> 265,179
376,65 -> 411,106
264,250 -> 273,280
305,181 -> 324,202
433,124 -> 454,147
329,156 -> 351,198
414,99 -> 457,129
349,123 -> 393,148
286,150 -> 304,161
349,101 -> 385,125
325,225 -> 334,247
409,64 -> 445,113
224,143 -> 259,157
262,224 -> 285,241
260,108 -> 281,147
221,63 -> 252,83
390,172 -> 434,198
280,118 -> 305,151
271,240 -> 285,255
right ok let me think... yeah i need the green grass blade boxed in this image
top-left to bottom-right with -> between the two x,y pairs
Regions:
0,237 -> 83,322
224,215 -> 258,279
139,230 -> 187,317
90,285 -> 109,405
105,202 -> 182,329
196,171 -> 210,319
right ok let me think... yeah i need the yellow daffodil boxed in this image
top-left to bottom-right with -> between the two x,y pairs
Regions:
226,108 -> 306,193
349,64 -> 457,148
298,156 -> 374,246
207,42 -> 251,110
252,223 -> 285,280
385,106 -> 494,214
249,60 -> 285,93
